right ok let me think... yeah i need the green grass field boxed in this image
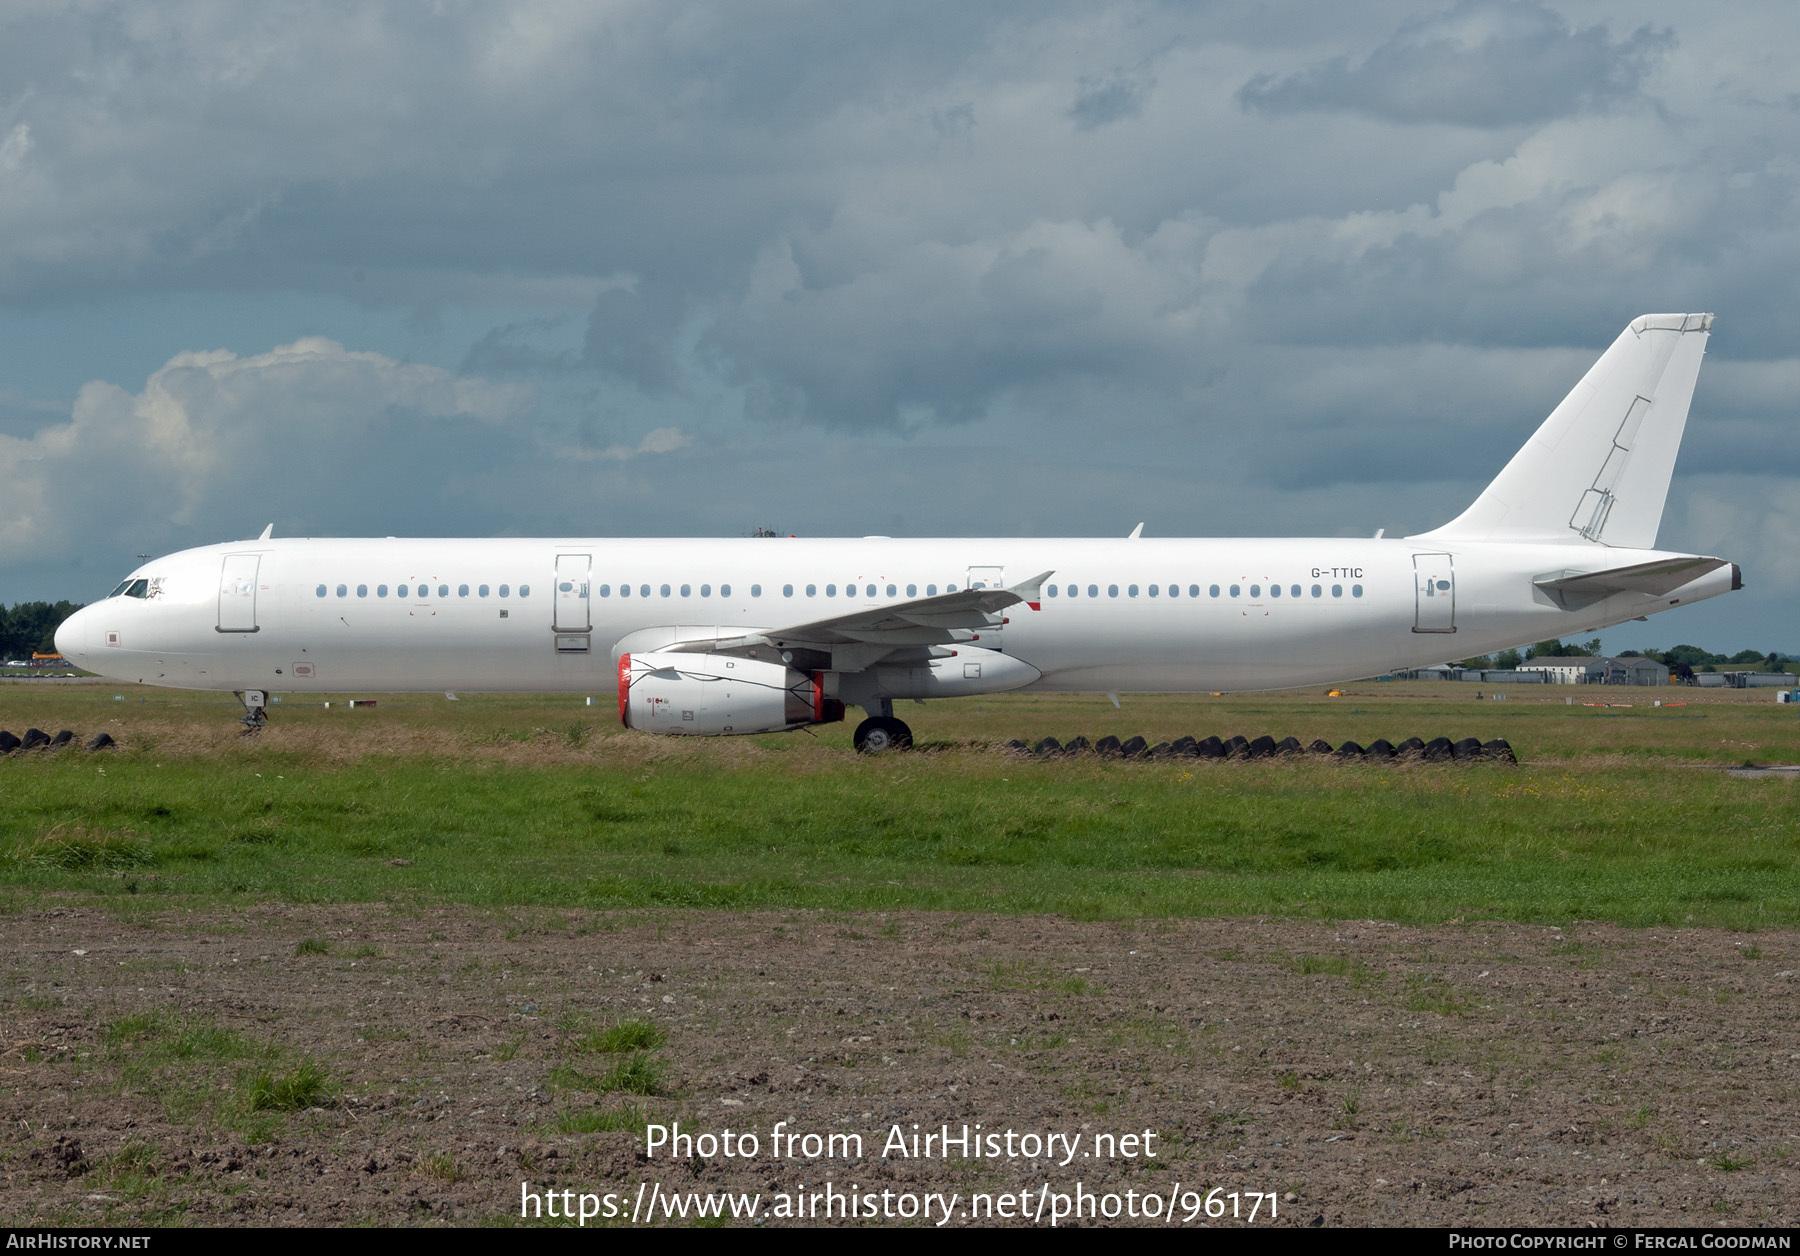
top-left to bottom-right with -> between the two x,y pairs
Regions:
2,681 -> 1796,927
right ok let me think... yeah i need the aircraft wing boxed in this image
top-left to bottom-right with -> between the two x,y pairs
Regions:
649,570 -> 1054,667
1533,556 -> 1732,607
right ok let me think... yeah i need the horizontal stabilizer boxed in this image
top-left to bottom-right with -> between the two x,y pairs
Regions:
1533,556 -> 1736,609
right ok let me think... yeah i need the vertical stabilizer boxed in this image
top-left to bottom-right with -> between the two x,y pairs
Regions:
1414,314 -> 1711,548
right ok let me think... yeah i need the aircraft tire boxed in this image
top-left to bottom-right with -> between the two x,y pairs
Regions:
854,716 -> 913,754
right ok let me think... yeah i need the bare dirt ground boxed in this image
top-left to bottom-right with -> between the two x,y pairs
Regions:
3,903 -> 1796,1227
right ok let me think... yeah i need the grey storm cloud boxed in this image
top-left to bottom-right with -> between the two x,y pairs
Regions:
1069,72 -> 1156,130
1238,1 -> 1672,127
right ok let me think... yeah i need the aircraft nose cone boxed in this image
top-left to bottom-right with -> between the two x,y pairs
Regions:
54,605 -> 88,662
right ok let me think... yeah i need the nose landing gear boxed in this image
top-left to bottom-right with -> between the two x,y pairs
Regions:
852,716 -> 912,754
235,689 -> 269,732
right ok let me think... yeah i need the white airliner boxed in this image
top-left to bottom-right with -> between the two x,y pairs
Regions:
57,314 -> 1737,751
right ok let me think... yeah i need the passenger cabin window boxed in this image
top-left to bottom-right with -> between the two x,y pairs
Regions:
1209,584 -> 1220,598
701,584 -> 711,597
927,584 -> 938,596
357,584 -> 368,598
1088,584 -> 1098,598
599,584 -> 611,597
750,584 -> 761,597
1352,584 -> 1364,598
1249,584 -> 1261,598
1189,584 -> 1200,598
438,584 -> 449,598
1108,584 -> 1119,598
906,584 -> 916,597
1291,584 -> 1301,598
805,584 -> 816,597
519,585 -> 530,597
377,584 -> 388,598
620,584 -> 631,597
500,584 -> 510,597
782,584 -> 793,597
336,584 -> 348,598
1148,584 -> 1158,597
1332,584 -> 1342,598
886,584 -> 896,597
1047,585 -> 1058,597
721,584 -> 731,597
458,584 -> 470,597
1230,584 -> 1241,598
1311,584 -> 1322,598
639,585 -> 649,597
479,585 -> 490,597
681,584 -> 691,597
316,584 -> 327,598
1270,584 -> 1281,598
1128,584 -> 1138,597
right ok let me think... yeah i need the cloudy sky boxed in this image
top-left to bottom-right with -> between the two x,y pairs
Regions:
1,0 -> 1796,651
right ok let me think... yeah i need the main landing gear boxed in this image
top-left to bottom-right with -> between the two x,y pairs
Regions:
853,716 -> 913,754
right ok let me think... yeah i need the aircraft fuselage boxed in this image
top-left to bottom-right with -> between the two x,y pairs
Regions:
56,534 -> 1736,697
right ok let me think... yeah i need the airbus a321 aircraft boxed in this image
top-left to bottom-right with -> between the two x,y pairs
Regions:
57,314 -> 1738,752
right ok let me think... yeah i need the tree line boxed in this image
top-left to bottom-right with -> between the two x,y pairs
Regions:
1462,638 -> 1795,676
0,601 -> 85,658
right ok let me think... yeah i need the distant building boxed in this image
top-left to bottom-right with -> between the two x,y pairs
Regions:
1517,657 -> 1670,686
1720,671 -> 1798,688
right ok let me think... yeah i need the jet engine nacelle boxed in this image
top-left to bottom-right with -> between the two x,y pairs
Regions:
618,651 -> 843,735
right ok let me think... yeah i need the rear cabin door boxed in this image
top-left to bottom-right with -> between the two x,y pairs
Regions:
553,553 -> 591,651
1412,553 -> 1455,633
216,553 -> 261,633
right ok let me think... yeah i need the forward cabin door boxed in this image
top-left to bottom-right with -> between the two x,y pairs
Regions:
1412,553 -> 1455,633
216,553 -> 261,633
553,553 -> 591,652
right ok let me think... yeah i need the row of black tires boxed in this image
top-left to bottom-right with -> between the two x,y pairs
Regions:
0,728 -> 115,754
1003,733 -> 1516,763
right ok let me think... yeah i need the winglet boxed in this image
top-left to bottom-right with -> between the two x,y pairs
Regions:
1009,569 -> 1055,611
257,523 -> 273,541
1128,522 -> 1144,539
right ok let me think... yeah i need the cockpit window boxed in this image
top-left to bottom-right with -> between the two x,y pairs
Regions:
123,579 -> 150,599
109,580 -> 133,598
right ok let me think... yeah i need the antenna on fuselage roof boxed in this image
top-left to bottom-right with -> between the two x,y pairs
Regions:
1128,522 -> 1144,539
1374,528 -> 1385,539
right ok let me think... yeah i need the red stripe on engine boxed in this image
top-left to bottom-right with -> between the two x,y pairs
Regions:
617,653 -> 632,727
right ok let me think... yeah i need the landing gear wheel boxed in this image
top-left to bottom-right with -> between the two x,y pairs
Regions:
853,716 -> 913,754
